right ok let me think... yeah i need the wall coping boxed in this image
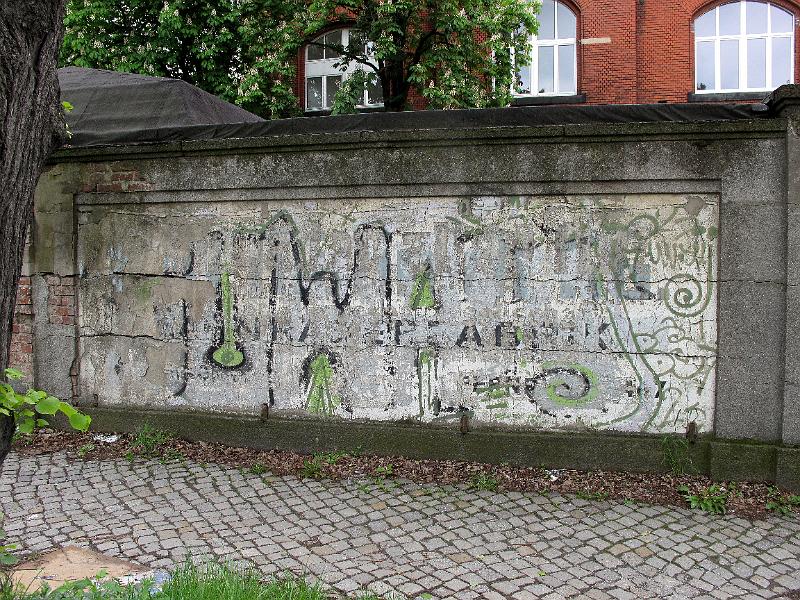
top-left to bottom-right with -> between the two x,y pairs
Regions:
52,116 -> 787,163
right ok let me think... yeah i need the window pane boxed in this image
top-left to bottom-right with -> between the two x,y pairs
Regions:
696,41 -> 716,90
719,2 -> 740,35
366,75 -> 383,105
516,63 -> 532,94
325,75 -> 342,107
307,36 -> 324,61
771,5 -> 794,33
539,0 -> 555,40
695,9 -> 716,37
746,1 -> 767,34
558,44 -> 575,92
720,39 -> 740,89
325,30 -> 342,59
772,36 -> 793,85
556,2 -> 576,39
537,45 -> 554,93
349,29 -> 366,53
747,37 -> 767,88
307,77 -> 323,109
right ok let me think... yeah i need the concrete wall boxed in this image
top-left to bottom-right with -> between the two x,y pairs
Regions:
25,94 -> 800,465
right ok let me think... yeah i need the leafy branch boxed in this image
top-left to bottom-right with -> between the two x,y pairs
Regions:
1,368 -> 91,435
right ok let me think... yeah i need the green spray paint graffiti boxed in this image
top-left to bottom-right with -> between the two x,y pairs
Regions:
410,264 -> 436,309
306,354 -> 341,416
537,362 -> 599,408
211,270 -> 245,368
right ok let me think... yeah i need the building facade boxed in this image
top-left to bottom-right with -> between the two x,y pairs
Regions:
293,0 -> 800,113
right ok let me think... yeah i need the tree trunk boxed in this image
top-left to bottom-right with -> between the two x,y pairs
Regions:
0,0 -> 67,466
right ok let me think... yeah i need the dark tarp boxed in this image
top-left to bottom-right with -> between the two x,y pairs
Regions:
59,66 -> 771,148
59,67 -> 264,147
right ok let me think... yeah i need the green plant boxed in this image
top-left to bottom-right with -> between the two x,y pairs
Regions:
0,368 -> 90,435
575,490 -> 610,501
249,462 -> 268,475
677,484 -> 729,515
300,456 -> 323,479
662,435 -> 694,476
374,464 -> 394,479
313,451 -> 347,466
129,424 -> 169,458
470,473 -> 499,492
765,486 -> 800,515
77,443 -> 95,458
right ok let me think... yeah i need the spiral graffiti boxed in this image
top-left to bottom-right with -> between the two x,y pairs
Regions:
662,273 -> 712,318
525,363 -> 599,408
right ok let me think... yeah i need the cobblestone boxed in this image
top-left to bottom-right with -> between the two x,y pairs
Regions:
1,452 -> 799,599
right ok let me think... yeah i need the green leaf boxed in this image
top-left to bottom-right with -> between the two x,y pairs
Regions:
36,419 -> 50,427
58,402 -> 77,417
36,395 -> 60,415
62,100 -> 74,112
0,554 -> 18,566
4,368 -> 24,380
68,412 -> 91,432
16,418 -> 33,434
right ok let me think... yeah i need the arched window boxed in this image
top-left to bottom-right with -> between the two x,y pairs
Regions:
514,0 -> 577,96
304,28 -> 383,111
694,1 -> 795,93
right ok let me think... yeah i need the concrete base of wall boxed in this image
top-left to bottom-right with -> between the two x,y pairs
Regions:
74,407 -> 800,492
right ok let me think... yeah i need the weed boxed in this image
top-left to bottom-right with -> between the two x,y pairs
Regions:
575,490 -> 610,501
662,435 -> 694,476
299,457 -> 323,479
765,486 -> 800,515
130,424 -> 170,458
677,484 -> 729,515
470,473 -> 499,492
77,443 -> 95,458
314,451 -> 347,466
374,464 -> 394,478
249,462 -> 268,475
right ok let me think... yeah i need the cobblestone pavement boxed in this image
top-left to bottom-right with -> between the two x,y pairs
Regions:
1,452 -> 799,600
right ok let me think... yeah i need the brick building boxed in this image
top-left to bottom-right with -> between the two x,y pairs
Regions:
294,0 -> 799,112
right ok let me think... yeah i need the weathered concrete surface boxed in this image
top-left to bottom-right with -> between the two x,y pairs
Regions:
3,452 -> 799,599
26,96 -> 800,469
74,193 -> 717,434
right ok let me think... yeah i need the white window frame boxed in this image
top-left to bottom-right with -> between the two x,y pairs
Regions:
512,0 -> 578,97
304,28 -> 383,111
694,1 -> 795,93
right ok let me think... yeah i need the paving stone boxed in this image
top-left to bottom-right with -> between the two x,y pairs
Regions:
3,452 -> 800,599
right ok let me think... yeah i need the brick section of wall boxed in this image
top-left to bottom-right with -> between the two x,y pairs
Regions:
80,164 -> 154,194
45,275 -> 76,327
10,275 -> 76,379
9,277 -> 33,378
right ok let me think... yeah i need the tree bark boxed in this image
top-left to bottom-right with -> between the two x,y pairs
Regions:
0,0 -> 67,466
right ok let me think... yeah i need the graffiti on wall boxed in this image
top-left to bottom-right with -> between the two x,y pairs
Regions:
76,194 -> 717,433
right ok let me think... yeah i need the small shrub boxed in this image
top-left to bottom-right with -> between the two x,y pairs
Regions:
1,368 -> 90,435
470,473 -> 499,492
678,484 -> 729,515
